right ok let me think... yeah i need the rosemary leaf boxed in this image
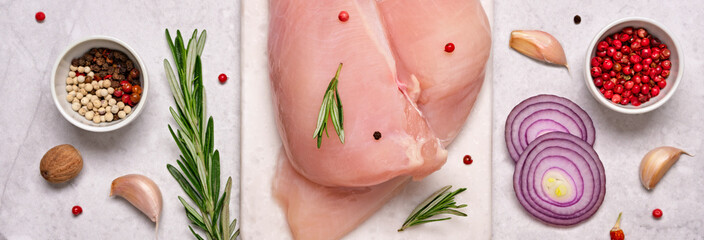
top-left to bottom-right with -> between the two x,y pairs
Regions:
189,226 -> 205,240
168,164 -> 203,209
398,185 -> 468,232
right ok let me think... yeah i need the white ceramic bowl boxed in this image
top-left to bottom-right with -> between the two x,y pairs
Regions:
51,36 -> 148,132
585,17 -> 683,114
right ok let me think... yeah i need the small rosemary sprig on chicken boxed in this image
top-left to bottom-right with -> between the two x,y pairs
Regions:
163,29 -> 239,240
398,185 -> 468,232
313,63 -> 344,148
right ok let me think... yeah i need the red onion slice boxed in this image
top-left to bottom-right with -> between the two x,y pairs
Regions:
506,94 -> 595,162
513,132 -> 605,226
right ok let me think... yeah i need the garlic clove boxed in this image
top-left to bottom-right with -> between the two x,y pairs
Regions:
110,174 -> 163,233
510,30 -> 568,68
640,146 -> 693,190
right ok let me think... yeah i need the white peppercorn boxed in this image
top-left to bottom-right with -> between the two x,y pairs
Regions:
81,97 -> 89,105
108,98 -> 117,106
92,81 -> 100,90
71,102 -> 80,111
77,75 -> 85,83
79,89 -> 88,95
70,65 -> 77,71
84,83 -> 93,92
91,95 -> 99,102
105,112 -> 114,122
85,111 -> 95,120
72,85 -> 78,91
123,105 -> 132,114
76,92 -> 83,100
65,85 -> 73,92
103,80 -> 111,88
100,115 -> 106,123
78,106 -> 87,116
88,71 -> 94,78
107,87 -> 114,95
86,102 -> 94,110
84,66 -> 91,73
111,105 -> 119,114
102,89 -> 109,97
66,77 -> 72,84
117,102 -> 125,109
66,94 -> 74,102
68,71 -> 76,77
69,91 -> 77,97
118,111 -> 126,119
92,99 -> 101,108
77,66 -> 85,73
101,100 -> 108,108
105,95 -> 113,101
72,98 -> 80,105
93,115 -> 101,124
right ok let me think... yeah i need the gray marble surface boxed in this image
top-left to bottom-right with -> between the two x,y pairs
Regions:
492,0 -> 704,239
0,1 -> 241,239
1,0 -> 703,239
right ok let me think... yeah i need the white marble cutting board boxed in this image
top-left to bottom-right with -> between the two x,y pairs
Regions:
240,0 -> 494,239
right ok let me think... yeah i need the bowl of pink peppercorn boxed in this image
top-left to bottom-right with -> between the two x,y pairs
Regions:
585,17 -> 683,114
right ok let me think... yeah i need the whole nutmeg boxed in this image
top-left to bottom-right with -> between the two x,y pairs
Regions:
40,144 -> 83,183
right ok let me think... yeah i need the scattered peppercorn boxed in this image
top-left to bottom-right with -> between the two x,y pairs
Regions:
445,43 -> 455,53
338,11 -> 349,22
72,205 -> 83,216
35,12 -> 45,22
652,208 -> 662,218
573,15 -> 581,25
219,73 -> 228,84
373,131 -> 381,140
463,155 -> 473,165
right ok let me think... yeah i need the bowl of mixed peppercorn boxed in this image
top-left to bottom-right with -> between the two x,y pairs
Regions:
52,36 -> 148,132
585,17 -> 683,114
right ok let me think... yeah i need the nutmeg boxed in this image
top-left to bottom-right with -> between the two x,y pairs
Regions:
40,144 -> 83,183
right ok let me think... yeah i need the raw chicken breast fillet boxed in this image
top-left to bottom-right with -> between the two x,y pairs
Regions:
269,0 -> 491,238
274,153 -> 410,240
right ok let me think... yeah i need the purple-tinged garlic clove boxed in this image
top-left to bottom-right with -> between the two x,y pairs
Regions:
110,174 -> 163,234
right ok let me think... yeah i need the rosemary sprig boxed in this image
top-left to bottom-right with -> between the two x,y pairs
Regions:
163,29 -> 239,240
398,185 -> 468,232
313,63 -> 344,148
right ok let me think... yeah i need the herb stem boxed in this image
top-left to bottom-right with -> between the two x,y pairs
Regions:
398,185 -> 467,232
164,29 -> 239,240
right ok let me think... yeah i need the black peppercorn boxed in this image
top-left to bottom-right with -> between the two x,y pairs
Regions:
573,15 -> 581,25
373,131 -> 381,140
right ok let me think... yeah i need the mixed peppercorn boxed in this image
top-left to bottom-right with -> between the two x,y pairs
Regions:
590,27 -> 672,106
64,48 -> 142,123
